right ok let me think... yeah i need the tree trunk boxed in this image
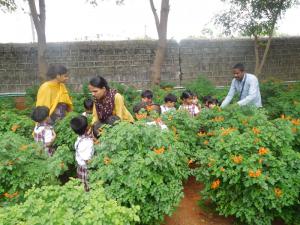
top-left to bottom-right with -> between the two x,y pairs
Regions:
149,0 -> 169,86
28,0 -> 47,81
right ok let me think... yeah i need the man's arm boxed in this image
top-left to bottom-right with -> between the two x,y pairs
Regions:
220,80 -> 236,108
237,77 -> 259,106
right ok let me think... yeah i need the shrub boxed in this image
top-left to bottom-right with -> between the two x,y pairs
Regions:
0,179 -> 140,225
90,122 -> 189,224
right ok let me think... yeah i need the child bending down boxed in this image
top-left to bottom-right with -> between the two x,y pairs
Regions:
70,115 -> 94,192
179,90 -> 200,117
31,106 -> 56,156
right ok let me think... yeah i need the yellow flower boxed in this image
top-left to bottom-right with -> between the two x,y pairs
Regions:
232,155 -> 243,164
211,179 -> 221,189
197,131 -> 206,137
274,188 -> 282,198
203,140 -> 209,145
252,127 -> 260,135
291,119 -> 300,126
154,146 -> 165,154
11,124 -> 20,132
249,169 -> 262,178
258,147 -> 269,155
104,156 -> 112,165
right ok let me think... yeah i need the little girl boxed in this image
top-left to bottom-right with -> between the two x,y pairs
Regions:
179,90 -> 200,117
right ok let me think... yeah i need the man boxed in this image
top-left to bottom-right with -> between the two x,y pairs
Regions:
220,63 -> 262,108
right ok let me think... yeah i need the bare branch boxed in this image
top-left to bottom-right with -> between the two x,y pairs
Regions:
150,0 -> 160,33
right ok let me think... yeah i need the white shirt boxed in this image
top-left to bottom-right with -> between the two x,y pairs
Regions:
221,73 -> 262,108
75,135 -> 94,167
146,121 -> 168,130
160,105 -> 176,114
33,124 -> 55,145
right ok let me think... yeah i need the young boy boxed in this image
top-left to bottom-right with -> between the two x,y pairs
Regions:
82,98 -> 94,117
70,115 -> 94,192
160,93 -> 177,114
31,106 -> 56,156
141,90 -> 153,104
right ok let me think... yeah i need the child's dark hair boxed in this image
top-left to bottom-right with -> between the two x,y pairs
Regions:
31,106 -> 50,123
46,64 -> 68,79
83,98 -> 94,110
104,115 -> 120,125
133,102 -> 148,114
180,90 -> 193,100
70,115 -> 88,135
92,121 -> 105,139
141,90 -> 153,99
208,98 -> 219,105
164,93 -> 177,103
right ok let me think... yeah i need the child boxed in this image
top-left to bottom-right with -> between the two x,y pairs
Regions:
31,106 -> 56,156
70,115 -> 94,192
179,90 -> 200,117
160,93 -> 177,114
202,96 -> 219,109
92,115 -> 120,139
141,90 -> 153,104
82,98 -> 94,117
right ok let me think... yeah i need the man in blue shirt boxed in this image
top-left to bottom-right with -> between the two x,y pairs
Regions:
220,63 -> 262,108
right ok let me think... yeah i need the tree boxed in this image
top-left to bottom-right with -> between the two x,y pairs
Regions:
0,0 -> 17,12
1,0 -> 47,80
149,0 -> 170,85
214,0 -> 298,76
28,0 -> 47,80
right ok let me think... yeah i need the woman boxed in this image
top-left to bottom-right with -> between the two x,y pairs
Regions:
89,76 -> 134,123
36,64 -> 73,124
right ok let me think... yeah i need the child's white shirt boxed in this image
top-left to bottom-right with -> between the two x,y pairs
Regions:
33,124 -> 55,145
160,105 -> 176,114
75,135 -> 94,167
179,104 -> 200,117
146,121 -> 168,130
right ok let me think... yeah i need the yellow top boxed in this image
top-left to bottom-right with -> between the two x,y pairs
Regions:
92,93 -> 134,123
36,80 -> 73,116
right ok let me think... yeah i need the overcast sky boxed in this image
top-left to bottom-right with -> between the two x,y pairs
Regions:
0,0 -> 299,43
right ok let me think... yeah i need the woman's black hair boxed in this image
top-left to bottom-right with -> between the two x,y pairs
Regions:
89,76 -> 110,90
46,64 -> 68,79
180,90 -> 193,100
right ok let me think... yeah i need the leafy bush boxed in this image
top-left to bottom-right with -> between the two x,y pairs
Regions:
0,179 -> 140,225
0,110 -> 34,140
0,132 -> 73,205
90,122 -> 189,224
193,106 -> 300,225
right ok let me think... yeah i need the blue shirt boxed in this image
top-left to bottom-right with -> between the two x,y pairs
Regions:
221,73 -> 262,108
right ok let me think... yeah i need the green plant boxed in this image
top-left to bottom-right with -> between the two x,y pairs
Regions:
0,132 -> 73,205
0,179 -> 140,225
90,122 -> 189,224
193,106 -> 300,225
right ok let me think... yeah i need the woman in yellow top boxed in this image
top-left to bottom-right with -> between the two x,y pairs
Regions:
36,64 -> 73,124
88,76 -> 134,123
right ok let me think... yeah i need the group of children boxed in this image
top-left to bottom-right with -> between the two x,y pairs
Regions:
30,89 -> 219,191
137,89 -> 219,118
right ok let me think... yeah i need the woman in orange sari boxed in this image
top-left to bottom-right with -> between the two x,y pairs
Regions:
36,64 -> 73,124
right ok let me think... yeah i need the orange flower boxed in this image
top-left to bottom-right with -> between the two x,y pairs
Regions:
197,131 -> 206,137
60,162 -> 65,169
291,119 -> 300,126
207,131 -> 215,136
154,146 -> 165,154
274,188 -> 282,198
211,179 -> 221,189
258,159 -> 263,164
211,116 -> 224,122
136,113 -> 147,120
188,159 -> 193,165
232,155 -> 243,164
19,145 -> 29,151
220,167 -> 225,172
280,114 -> 285,119
292,127 -> 297,133
252,127 -> 261,135
4,192 -> 19,199
221,127 -> 236,136
11,124 -> 20,132
146,105 -> 153,112
258,147 -> 269,155
203,140 -> 209,145
104,156 -> 111,165
249,169 -> 262,178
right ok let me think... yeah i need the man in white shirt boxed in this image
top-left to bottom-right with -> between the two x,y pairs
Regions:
220,63 -> 262,108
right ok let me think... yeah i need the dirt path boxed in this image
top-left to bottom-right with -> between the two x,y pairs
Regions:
163,176 -> 234,225
162,176 -> 286,225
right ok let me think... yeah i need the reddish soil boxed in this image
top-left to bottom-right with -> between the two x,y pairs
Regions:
163,176 -> 234,225
163,176 -> 286,225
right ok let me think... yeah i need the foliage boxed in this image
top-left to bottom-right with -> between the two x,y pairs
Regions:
194,106 -> 300,225
0,132 -> 73,205
0,179 -> 140,225
0,0 -> 17,12
0,110 -> 35,140
24,85 -> 39,109
0,96 -> 15,110
53,112 -> 80,151
90,122 -> 189,224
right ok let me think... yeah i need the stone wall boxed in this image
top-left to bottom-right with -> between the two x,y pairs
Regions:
1,37 -> 300,93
